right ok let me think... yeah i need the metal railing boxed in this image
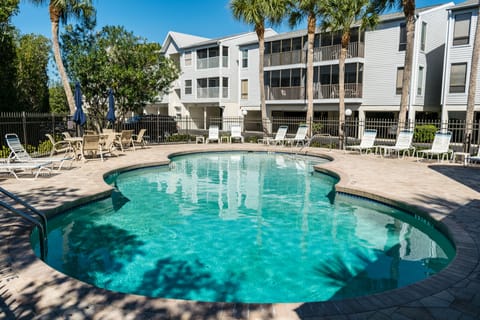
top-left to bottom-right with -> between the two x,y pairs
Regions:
0,187 -> 48,260
0,112 -> 478,153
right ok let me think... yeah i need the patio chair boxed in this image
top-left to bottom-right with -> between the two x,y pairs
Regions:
468,147 -> 480,165
132,129 -> 147,148
80,135 -> 109,162
285,124 -> 309,147
416,131 -> 453,162
45,134 -> 74,157
206,125 -> 219,144
113,130 -> 135,152
260,125 -> 288,145
230,125 -> 244,143
0,159 -> 52,180
377,129 -> 415,158
101,132 -> 119,158
5,133 -> 73,170
345,129 -> 377,155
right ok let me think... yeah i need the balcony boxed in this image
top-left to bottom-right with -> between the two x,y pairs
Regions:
197,87 -> 219,98
313,83 -> 363,99
264,42 -> 364,67
197,56 -> 220,69
314,42 -> 364,62
265,87 -> 305,100
264,49 -> 305,67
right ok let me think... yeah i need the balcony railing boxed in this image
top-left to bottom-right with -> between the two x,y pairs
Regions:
313,83 -> 363,99
265,84 -> 362,100
313,42 -> 364,62
197,87 -> 219,98
197,56 -> 220,69
265,86 -> 305,100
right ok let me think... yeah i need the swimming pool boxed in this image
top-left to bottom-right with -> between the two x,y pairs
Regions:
32,152 -> 454,303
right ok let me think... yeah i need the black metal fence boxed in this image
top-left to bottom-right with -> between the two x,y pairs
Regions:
0,112 -> 479,157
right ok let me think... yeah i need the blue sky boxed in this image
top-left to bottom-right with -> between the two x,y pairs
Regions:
13,0 -> 457,44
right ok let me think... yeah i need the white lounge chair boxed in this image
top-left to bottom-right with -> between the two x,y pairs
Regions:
416,131 -> 453,162
206,125 -> 219,144
0,159 -> 52,180
377,129 -> 415,158
5,133 -> 73,170
230,125 -> 244,143
468,146 -> 480,165
285,125 -> 309,147
345,129 -> 377,155
260,125 -> 288,145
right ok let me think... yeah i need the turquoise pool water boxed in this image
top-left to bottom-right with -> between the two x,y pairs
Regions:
33,152 -> 454,303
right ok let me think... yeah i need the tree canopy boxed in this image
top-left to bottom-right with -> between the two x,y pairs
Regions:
61,23 -> 179,129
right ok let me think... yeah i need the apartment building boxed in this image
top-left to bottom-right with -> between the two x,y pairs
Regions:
263,2 -> 453,124
156,3 -> 453,129
441,0 -> 480,123
156,29 -> 276,130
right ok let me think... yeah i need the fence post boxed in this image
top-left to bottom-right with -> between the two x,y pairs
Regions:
22,111 -> 28,147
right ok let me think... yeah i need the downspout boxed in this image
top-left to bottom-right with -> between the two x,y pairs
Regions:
441,9 -> 453,127
409,14 -> 420,127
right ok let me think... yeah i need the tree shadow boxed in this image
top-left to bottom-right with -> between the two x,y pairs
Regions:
428,164 -> 480,193
137,257 -> 243,302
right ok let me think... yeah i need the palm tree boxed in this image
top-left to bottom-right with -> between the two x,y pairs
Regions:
375,0 -> 415,133
287,0 -> 323,137
231,0 -> 288,135
29,0 -> 95,114
464,5 -> 480,152
320,0 -> 379,149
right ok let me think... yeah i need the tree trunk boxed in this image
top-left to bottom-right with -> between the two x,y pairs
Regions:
338,32 -> 349,150
464,6 -> 480,152
50,6 -> 75,115
257,25 -> 269,135
398,0 -> 415,134
306,14 -> 316,137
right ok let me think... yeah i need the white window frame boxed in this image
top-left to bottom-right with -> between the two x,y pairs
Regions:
184,51 -> 192,66
185,79 -> 192,95
449,63 -> 467,93
241,79 -> 248,99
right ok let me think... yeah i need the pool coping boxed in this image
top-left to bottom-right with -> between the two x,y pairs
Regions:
0,144 -> 479,319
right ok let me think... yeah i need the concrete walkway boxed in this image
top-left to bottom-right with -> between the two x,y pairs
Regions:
0,144 -> 479,319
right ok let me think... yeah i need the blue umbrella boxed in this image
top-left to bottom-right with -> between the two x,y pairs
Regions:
106,88 -> 116,124
72,82 -> 86,126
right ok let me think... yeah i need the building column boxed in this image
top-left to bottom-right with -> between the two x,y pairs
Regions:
203,106 -> 207,129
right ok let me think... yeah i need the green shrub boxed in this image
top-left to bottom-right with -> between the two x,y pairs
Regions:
0,146 -> 10,158
246,136 -> 259,143
166,134 -> 194,142
38,139 -> 53,154
311,122 -> 323,134
414,125 -> 437,143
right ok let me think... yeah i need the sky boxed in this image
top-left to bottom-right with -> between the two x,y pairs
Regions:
12,0 -> 458,45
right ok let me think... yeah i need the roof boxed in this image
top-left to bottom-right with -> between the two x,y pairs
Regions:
160,31 -> 210,53
450,0 -> 478,11
181,29 -> 276,50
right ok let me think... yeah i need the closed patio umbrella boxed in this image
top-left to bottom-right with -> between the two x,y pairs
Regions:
106,88 -> 116,126
73,82 -> 86,129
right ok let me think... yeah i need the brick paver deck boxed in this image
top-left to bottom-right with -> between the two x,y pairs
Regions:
0,144 -> 479,319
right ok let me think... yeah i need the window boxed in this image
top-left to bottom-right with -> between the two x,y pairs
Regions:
222,77 -> 228,98
241,80 -> 248,99
396,67 -> 404,95
281,70 -> 290,87
185,52 -> 192,66
242,50 -> 248,68
453,13 -> 471,45
399,23 -> 406,51
421,22 -> 427,51
185,80 -> 192,95
449,63 -> 467,93
222,46 -> 228,67
271,70 -> 280,87
417,66 -> 424,95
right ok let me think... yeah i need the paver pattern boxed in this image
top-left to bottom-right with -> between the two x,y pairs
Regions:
0,144 -> 479,319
